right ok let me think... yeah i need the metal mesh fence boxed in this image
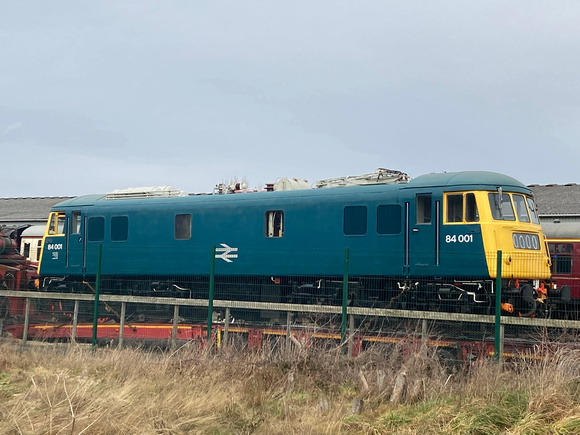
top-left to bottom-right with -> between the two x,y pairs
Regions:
1,247 -> 579,364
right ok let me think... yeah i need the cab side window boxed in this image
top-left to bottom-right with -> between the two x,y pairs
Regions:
465,193 -> 479,222
446,195 -> 463,222
416,195 -> 432,224
71,211 -> 82,234
48,213 -> 66,235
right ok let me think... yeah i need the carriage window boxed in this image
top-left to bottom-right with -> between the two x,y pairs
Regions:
377,205 -> 401,235
23,243 -> 30,258
175,214 -> 191,240
71,211 -> 82,234
47,212 -> 66,235
266,210 -> 284,238
87,217 -> 105,242
526,197 -> 540,224
512,195 -> 529,222
344,206 -> 367,235
548,243 -> 573,275
111,216 -> 129,241
488,193 -> 515,221
446,195 -> 463,222
416,195 -> 432,224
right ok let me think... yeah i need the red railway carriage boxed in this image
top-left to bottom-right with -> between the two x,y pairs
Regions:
0,226 -> 39,317
542,222 -> 580,302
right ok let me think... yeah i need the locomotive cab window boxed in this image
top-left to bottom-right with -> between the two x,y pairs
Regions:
512,195 -> 530,222
265,210 -> 284,238
488,193 -> 515,221
416,195 -> 431,224
526,197 -> 540,224
445,193 -> 479,223
446,195 -> 463,222
47,212 -> 65,235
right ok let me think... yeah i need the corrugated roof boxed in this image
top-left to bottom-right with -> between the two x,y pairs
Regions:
0,197 -> 73,222
528,185 -> 580,216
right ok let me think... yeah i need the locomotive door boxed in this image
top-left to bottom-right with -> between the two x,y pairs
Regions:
405,192 -> 440,276
66,210 -> 86,270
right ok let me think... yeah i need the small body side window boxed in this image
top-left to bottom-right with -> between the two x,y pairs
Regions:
377,205 -> 401,235
344,206 -> 367,235
111,216 -> 129,241
265,211 -> 284,238
87,217 -> 105,242
175,214 -> 192,240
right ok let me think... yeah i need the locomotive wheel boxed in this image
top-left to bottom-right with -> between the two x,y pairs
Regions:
519,284 -> 537,317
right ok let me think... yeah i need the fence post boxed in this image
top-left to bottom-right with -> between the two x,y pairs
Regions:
22,298 -> 31,345
223,307 -> 230,346
341,248 -> 350,351
286,311 -> 292,350
207,245 -> 216,344
71,299 -> 79,341
92,244 -> 103,352
348,313 -> 354,357
171,304 -> 180,350
118,302 -> 126,350
495,250 -> 503,363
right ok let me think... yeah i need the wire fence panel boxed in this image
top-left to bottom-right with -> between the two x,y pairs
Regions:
2,247 -> 579,363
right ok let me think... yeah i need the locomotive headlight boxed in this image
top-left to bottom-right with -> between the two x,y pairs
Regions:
512,233 -> 541,250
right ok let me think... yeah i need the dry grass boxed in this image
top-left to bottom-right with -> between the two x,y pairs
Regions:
1,339 -> 580,434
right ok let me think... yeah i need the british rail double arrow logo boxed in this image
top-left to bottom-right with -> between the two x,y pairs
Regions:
215,244 -> 238,263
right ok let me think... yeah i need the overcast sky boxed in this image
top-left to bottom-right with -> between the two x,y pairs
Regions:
1,1 -> 579,197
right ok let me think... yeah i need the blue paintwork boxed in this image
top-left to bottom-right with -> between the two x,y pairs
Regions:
39,171 -> 531,280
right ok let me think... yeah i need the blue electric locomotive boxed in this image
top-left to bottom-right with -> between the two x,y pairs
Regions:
38,171 -> 552,316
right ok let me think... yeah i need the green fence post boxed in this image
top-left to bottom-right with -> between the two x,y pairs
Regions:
341,248 -> 350,351
495,250 -> 502,363
207,245 -> 216,344
92,244 -> 103,352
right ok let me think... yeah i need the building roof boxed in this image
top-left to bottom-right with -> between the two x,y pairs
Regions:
528,184 -> 580,217
0,197 -> 72,226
